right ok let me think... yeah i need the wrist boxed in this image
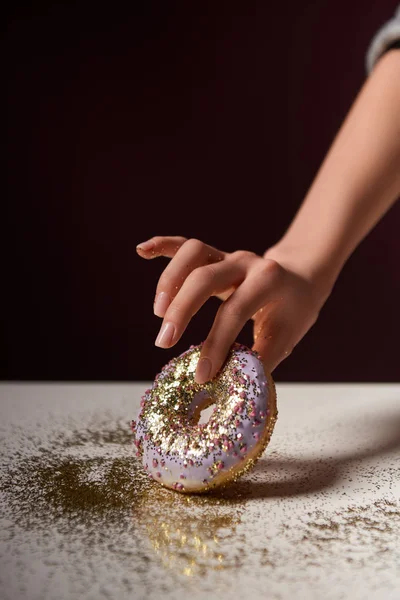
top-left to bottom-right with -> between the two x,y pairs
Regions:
264,238 -> 341,303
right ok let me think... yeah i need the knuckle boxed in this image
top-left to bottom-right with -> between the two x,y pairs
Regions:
202,337 -> 225,364
201,336 -> 216,354
230,250 -> 256,263
184,238 -> 205,254
151,236 -> 164,246
220,301 -> 245,322
188,264 -> 217,287
165,301 -> 187,321
257,258 -> 284,281
156,272 -> 172,293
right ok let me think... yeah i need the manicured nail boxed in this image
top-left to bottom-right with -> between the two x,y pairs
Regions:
155,322 -> 175,348
154,292 -> 171,318
136,240 -> 155,252
195,358 -> 212,384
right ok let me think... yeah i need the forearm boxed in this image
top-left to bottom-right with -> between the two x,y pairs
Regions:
266,50 -> 400,296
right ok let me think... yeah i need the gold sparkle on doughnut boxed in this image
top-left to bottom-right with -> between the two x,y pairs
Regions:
135,344 -> 278,493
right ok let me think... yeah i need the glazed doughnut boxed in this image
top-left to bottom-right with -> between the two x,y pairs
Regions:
132,343 -> 277,493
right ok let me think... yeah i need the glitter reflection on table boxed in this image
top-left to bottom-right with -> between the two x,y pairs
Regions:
0,383 -> 399,600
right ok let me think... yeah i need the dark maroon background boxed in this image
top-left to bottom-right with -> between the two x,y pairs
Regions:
4,1 -> 400,381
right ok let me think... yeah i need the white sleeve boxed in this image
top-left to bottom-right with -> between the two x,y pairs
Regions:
366,4 -> 400,74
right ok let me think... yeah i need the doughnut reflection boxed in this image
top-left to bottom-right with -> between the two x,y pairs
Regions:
133,481 -> 245,576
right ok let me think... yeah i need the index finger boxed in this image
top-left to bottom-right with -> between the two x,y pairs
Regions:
136,236 -> 188,259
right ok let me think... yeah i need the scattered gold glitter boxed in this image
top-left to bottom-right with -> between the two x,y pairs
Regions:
1,424 -> 248,579
1,414 -> 399,598
1,426 -> 145,527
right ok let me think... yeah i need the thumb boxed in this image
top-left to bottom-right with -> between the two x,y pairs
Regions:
252,321 -> 292,375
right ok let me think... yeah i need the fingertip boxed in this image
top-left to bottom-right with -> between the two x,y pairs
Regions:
136,248 -> 151,259
136,240 -> 157,259
136,240 -> 155,252
155,322 -> 176,348
195,357 -> 212,384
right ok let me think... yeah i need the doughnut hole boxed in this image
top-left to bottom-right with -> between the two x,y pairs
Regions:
190,396 -> 217,426
198,402 -> 217,425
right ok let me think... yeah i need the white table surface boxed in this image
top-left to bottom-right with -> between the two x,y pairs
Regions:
0,382 -> 399,600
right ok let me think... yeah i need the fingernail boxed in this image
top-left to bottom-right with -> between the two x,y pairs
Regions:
155,322 -> 175,348
136,240 -> 155,252
195,358 -> 212,384
154,292 -> 170,318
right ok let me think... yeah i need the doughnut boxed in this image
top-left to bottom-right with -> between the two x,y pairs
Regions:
132,343 -> 277,493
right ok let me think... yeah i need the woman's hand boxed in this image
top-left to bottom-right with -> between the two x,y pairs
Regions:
136,236 -> 330,383
137,54 -> 400,384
